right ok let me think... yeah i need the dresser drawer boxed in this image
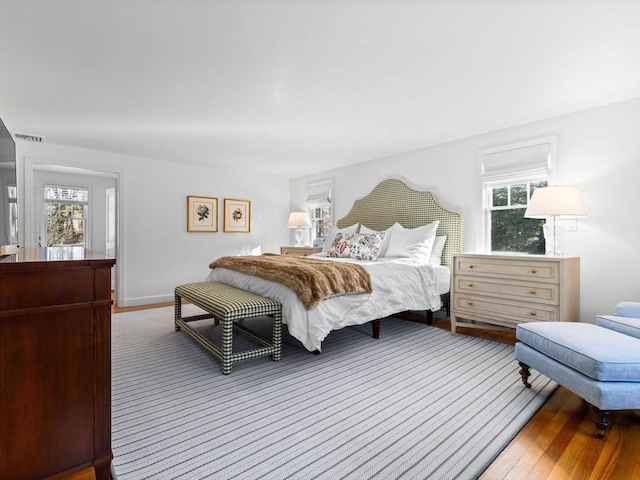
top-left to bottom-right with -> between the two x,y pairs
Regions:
455,256 -> 558,282
454,276 -> 558,303
454,294 -> 558,322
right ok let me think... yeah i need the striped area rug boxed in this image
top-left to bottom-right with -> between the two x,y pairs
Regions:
111,304 -> 556,480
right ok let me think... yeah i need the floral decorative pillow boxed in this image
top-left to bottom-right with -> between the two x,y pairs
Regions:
327,232 -> 387,261
359,224 -> 393,257
321,223 -> 359,254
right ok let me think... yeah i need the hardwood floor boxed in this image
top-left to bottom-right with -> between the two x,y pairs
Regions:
113,302 -> 640,479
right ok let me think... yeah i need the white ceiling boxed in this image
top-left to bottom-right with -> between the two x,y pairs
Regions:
1,0 -> 638,178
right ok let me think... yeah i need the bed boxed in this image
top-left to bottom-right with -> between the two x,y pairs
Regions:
208,178 -> 463,351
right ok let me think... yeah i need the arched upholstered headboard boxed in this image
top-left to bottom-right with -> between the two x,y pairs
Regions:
336,179 -> 463,269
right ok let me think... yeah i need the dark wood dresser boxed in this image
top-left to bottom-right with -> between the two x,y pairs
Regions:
0,248 -> 115,480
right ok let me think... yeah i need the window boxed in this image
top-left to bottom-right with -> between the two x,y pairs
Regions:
305,181 -> 332,246
45,185 -> 89,247
7,183 -> 18,244
487,180 -> 547,254
480,137 -> 556,254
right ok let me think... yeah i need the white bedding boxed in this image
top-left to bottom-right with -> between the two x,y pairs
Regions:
207,255 -> 449,352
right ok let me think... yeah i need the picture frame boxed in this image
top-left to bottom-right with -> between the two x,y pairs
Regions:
223,198 -> 251,233
187,196 -> 218,232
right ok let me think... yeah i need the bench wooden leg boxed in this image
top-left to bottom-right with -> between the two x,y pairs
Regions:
592,406 -> 613,439
518,361 -> 532,388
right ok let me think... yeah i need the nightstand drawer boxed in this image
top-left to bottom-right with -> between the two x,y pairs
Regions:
454,294 -> 558,322
455,257 -> 558,282
454,276 -> 558,303
280,246 -> 322,257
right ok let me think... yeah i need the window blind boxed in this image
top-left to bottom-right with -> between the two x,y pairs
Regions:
305,181 -> 332,207
481,143 -> 550,183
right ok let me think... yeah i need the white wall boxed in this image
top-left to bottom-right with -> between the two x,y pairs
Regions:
16,143 -> 290,307
290,98 -> 640,323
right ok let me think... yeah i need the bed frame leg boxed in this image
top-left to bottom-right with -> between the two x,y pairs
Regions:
372,319 -> 380,339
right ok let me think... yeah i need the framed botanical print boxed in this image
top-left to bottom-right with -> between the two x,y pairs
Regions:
187,196 -> 218,232
223,198 -> 251,233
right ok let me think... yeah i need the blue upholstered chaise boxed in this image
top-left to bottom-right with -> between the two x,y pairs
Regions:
515,302 -> 640,438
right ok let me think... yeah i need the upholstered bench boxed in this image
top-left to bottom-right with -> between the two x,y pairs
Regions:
515,322 -> 640,438
597,301 -> 640,339
174,281 -> 282,374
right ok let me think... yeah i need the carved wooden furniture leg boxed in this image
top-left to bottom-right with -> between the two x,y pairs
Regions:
592,405 -> 612,439
372,319 -> 380,339
518,361 -> 532,388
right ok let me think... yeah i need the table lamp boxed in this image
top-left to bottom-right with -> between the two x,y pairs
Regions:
287,212 -> 311,247
524,185 -> 587,256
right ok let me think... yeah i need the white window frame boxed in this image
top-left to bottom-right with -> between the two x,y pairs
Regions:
484,176 -> 549,253
480,136 -> 557,252
7,183 -> 18,245
305,180 -> 332,246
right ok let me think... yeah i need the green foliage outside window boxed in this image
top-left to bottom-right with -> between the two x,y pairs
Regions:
490,181 -> 547,254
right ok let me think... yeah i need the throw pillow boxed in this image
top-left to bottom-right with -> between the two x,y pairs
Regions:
327,232 -> 387,261
321,223 -> 359,254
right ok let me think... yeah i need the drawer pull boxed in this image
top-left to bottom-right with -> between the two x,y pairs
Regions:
530,311 -> 537,316
468,283 -> 474,287
467,301 -> 473,306
531,269 -> 537,274
530,290 -> 537,295
469,265 -> 474,269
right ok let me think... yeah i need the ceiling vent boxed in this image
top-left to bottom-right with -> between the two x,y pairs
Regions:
15,133 -> 45,142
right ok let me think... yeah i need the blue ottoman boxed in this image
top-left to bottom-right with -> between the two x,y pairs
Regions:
515,322 -> 640,438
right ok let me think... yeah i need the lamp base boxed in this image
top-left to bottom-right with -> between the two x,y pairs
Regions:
294,228 -> 305,247
543,221 -> 566,256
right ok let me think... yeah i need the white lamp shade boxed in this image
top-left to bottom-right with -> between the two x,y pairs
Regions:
287,211 -> 311,228
524,186 -> 587,218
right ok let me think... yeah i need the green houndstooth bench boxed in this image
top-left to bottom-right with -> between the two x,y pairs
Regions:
174,281 -> 282,374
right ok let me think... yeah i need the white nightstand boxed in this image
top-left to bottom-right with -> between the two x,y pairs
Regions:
450,253 -> 580,333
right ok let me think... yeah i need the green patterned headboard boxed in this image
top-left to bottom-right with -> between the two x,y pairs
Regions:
336,178 -> 463,269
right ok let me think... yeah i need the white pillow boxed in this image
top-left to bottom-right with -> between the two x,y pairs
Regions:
359,225 -> 377,234
321,223 -> 359,254
384,221 -> 439,259
429,235 -> 447,266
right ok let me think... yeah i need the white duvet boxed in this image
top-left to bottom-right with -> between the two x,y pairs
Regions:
207,256 -> 448,352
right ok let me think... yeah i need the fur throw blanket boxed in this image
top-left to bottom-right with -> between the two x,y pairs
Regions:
209,254 -> 372,310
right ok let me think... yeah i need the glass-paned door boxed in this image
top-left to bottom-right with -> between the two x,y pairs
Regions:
45,186 -> 89,247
